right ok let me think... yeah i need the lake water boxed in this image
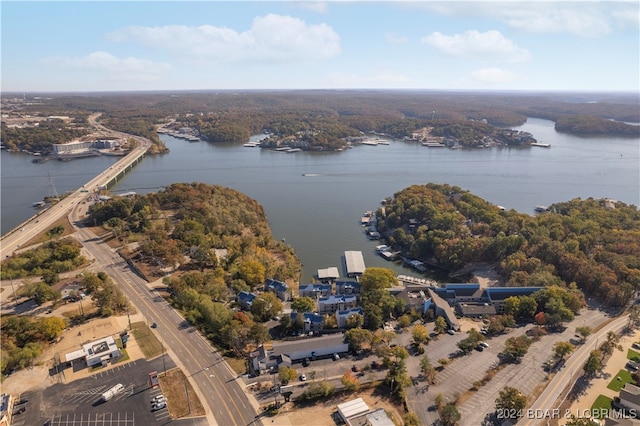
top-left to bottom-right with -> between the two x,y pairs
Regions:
2,118 -> 638,281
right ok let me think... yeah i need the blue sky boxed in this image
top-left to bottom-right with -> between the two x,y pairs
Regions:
2,1 -> 639,92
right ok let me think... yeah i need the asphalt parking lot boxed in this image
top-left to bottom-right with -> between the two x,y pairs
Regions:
11,356 -> 207,426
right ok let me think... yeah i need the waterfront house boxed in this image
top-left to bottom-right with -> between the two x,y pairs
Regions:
265,278 -> 290,302
299,283 -> 332,300
336,280 -> 361,296
318,294 -> 357,314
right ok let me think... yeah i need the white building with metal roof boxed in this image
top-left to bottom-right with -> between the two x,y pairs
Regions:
344,251 -> 365,277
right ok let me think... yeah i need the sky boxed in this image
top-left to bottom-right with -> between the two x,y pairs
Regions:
1,1 -> 639,93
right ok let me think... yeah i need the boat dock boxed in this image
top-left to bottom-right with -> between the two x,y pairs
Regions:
344,251 -> 366,278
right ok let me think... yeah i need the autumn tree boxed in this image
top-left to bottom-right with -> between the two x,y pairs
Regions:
575,326 -> 592,340
341,371 -> 360,392
278,366 -> 297,384
439,404 -> 461,426
502,335 -> 532,363
495,387 -> 526,422
345,313 -> 363,329
291,296 -> 316,313
237,259 -> 266,290
412,324 -> 430,345
39,317 -> 67,341
359,267 -> 398,330
553,341 -> 575,360
250,292 -> 283,322
599,331 -> 622,361
345,327 -> 373,352
420,355 -> 437,384
583,350 -> 603,377
434,316 -> 448,334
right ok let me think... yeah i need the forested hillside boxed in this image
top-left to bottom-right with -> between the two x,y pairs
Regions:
2,90 -> 637,154
87,183 -> 301,354
377,184 -> 640,306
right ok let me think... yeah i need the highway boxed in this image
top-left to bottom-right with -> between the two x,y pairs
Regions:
2,115 -> 263,425
70,205 -> 261,425
0,113 -> 149,259
522,314 -> 629,426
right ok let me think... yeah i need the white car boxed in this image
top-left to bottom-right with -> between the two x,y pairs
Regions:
447,329 -> 456,335
151,395 -> 165,404
300,374 -> 307,381
152,401 -> 167,411
480,342 -> 489,348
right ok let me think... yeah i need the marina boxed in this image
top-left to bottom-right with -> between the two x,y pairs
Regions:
3,117 -> 638,281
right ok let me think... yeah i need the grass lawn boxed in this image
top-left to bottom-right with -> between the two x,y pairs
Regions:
607,369 -> 634,392
131,321 -> 163,359
591,395 -> 613,418
628,348 -> 640,363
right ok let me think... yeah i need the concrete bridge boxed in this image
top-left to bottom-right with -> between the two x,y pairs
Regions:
0,123 -> 152,259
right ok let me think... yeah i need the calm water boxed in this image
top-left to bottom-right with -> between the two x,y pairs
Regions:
2,118 -> 639,281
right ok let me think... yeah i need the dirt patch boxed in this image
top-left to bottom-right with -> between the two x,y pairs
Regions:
270,385 -> 406,426
159,367 -> 206,419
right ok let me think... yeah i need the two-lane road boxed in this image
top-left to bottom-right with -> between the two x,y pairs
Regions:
522,314 -> 629,425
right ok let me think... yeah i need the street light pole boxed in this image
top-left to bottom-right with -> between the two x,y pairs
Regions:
184,376 -> 191,416
160,340 -> 167,377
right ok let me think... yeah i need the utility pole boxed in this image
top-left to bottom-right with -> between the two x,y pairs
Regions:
184,376 -> 191,416
126,304 -> 132,330
161,340 -> 167,378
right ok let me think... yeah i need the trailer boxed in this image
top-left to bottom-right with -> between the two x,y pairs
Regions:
101,383 -> 124,402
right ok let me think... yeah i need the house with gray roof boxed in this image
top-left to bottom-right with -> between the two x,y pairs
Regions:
299,283 -> 332,299
318,294 -> 357,314
336,280 -> 361,296
291,312 -> 324,332
619,383 -> 640,413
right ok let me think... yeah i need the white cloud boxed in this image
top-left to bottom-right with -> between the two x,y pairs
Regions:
106,14 -> 341,64
412,2 -> 635,37
499,6 -> 610,37
421,30 -> 531,63
295,1 -> 329,14
44,51 -> 171,81
470,67 -> 515,84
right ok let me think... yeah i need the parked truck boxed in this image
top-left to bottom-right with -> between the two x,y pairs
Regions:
101,383 -> 124,402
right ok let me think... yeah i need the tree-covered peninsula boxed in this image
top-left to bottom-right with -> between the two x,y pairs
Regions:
87,183 -> 301,354
376,184 -> 640,306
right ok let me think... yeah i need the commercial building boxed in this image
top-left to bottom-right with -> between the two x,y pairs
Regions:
64,336 -> 121,368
